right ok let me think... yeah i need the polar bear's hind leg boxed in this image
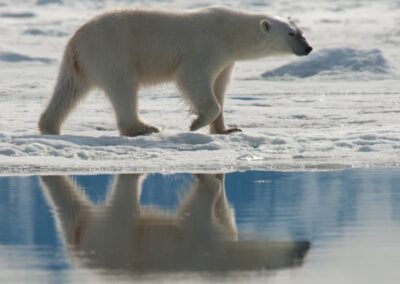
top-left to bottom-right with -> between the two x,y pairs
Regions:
39,51 -> 90,135
103,77 -> 159,137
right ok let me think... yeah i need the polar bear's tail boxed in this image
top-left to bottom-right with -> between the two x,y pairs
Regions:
39,42 -> 89,135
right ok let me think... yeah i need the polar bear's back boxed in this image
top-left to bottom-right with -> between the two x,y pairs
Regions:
70,8 -> 212,83
69,7 -> 263,84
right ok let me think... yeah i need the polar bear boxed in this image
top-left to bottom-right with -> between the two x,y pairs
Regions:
39,6 -> 312,136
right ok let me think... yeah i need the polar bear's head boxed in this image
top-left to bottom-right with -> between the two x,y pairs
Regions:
259,17 -> 312,56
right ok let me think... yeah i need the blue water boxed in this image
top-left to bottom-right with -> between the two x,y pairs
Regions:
1,169 -> 400,283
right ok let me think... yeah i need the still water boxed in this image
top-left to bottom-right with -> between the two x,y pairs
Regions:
0,169 -> 399,283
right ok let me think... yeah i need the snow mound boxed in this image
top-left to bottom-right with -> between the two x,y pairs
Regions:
0,12 -> 36,18
262,48 -> 391,79
36,0 -> 63,5
23,28 -> 67,37
0,51 -> 54,64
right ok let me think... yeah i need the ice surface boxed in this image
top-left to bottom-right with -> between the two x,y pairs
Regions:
0,0 -> 399,174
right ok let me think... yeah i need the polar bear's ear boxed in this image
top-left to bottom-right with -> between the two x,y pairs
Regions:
260,19 -> 271,33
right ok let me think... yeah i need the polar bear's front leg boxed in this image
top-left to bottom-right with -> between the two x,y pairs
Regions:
210,65 -> 242,134
177,73 -> 221,132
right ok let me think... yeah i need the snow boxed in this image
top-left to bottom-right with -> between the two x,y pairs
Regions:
0,0 -> 400,174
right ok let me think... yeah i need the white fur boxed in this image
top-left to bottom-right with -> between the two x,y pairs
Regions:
39,6 -> 311,136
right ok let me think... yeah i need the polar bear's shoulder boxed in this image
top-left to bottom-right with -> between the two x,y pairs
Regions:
198,5 -> 249,16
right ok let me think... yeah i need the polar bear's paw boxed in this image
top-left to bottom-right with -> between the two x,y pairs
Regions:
39,125 -> 61,135
211,127 -> 242,135
38,115 -> 61,135
120,123 -> 160,137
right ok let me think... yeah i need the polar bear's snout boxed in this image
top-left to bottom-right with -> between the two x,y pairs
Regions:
289,33 -> 313,56
291,38 -> 312,56
279,18 -> 313,57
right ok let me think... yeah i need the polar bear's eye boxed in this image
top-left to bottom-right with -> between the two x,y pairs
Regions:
288,32 -> 295,36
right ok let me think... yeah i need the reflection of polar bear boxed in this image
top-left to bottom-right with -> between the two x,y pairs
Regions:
39,6 -> 312,136
40,174 -> 310,273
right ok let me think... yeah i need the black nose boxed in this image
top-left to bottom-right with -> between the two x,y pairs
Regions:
305,47 -> 313,55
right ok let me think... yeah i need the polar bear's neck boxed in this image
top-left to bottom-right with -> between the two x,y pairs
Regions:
205,7 -> 275,61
